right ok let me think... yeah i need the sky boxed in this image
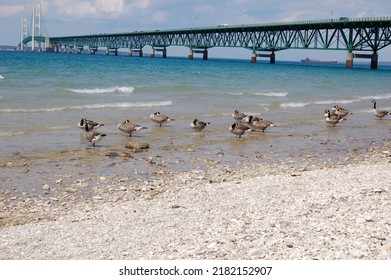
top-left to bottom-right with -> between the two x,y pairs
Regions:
1,0 -> 391,61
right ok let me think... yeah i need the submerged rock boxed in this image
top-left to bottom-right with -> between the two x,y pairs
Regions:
125,142 -> 150,152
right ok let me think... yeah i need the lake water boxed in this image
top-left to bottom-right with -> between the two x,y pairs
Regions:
0,50 -> 390,193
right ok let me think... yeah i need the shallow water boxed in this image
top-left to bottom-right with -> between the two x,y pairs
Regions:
0,51 -> 390,193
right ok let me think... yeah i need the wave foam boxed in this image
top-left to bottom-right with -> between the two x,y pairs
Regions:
228,92 -> 288,97
280,102 -> 310,108
359,93 -> 391,101
0,101 -> 173,114
67,86 -> 135,94
251,92 -> 289,97
0,75 -> 4,79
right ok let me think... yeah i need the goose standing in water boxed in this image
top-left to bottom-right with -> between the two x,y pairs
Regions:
118,120 -> 147,137
81,123 -> 107,146
372,100 -> 390,120
190,119 -> 210,131
332,105 -> 351,118
78,118 -> 104,131
232,110 -> 247,121
229,123 -> 252,138
150,112 -> 175,126
324,109 -> 344,127
243,115 -> 274,132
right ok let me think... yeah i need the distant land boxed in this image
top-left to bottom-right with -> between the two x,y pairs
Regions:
0,45 -> 16,51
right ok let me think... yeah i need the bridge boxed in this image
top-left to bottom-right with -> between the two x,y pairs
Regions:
22,17 -> 391,69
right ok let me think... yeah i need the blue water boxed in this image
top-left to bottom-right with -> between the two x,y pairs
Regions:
1,50 -> 390,192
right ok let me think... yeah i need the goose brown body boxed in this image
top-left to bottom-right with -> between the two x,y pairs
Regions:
78,118 -> 104,131
190,119 -> 210,131
372,100 -> 390,120
81,123 -> 107,146
324,109 -> 344,127
150,112 -> 175,126
229,123 -> 252,138
118,120 -> 147,137
232,110 -> 247,121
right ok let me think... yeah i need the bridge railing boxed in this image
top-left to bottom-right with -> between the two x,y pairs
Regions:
231,17 -> 391,29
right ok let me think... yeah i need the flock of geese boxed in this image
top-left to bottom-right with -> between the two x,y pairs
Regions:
78,100 -> 390,146
324,100 -> 390,127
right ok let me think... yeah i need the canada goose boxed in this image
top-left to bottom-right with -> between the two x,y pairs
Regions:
229,123 -> 252,138
242,115 -> 260,127
81,123 -> 107,146
150,112 -> 175,126
190,119 -> 210,131
332,105 -> 351,118
232,110 -> 247,121
78,118 -> 104,131
372,100 -> 390,120
324,109 -> 344,127
118,120 -> 147,137
243,115 -> 274,132
324,109 -> 337,118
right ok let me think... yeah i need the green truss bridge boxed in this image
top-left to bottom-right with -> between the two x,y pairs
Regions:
24,17 -> 391,69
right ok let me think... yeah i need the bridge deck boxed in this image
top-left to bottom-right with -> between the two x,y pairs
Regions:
22,17 -> 391,68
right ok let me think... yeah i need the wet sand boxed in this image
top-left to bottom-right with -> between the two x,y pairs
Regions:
1,111 -> 390,195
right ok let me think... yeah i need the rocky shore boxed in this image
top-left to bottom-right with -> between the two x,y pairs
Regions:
0,143 -> 390,260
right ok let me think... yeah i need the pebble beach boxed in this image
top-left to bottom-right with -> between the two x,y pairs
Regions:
1,140 -> 390,260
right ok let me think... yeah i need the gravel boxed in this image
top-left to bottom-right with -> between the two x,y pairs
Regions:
0,148 -> 390,260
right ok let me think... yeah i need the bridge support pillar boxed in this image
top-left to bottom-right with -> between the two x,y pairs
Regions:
89,47 -> 98,55
270,52 -> 275,64
346,51 -> 353,68
130,49 -> 143,57
370,52 -> 378,69
191,49 -> 208,60
152,47 -> 168,58
252,52 -> 275,63
203,50 -> 208,60
76,46 -> 83,54
188,49 -> 193,60
351,52 -> 378,69
106,48 -> 118,55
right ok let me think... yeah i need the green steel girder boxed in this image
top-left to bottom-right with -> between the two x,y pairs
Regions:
22,35 -> 46,44
47,17 -> 391,54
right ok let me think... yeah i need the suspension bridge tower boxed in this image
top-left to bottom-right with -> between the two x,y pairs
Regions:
19,18 -> 28,51
31,3 -> 42,51
19,3 -> 52,52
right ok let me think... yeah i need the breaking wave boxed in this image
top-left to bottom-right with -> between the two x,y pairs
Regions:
280,93 -> 391,108
228,91 -> 288,97
250,92 -> 289,97
0,100 -> 173,114
67,86 -> 135,94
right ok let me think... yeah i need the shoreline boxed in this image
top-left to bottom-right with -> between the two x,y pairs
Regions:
0,141 -> 390,259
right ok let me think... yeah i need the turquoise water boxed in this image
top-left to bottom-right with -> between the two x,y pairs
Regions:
1,50 -> 390,192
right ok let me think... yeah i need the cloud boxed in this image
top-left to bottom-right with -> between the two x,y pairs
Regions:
0,5 -> 25,16
51,0 -> 132,19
